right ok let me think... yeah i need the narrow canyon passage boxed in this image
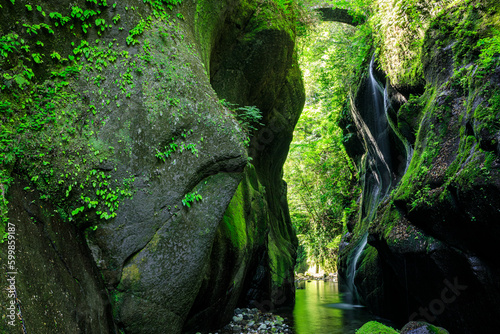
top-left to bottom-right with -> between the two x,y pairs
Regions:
283,20 -> 402,333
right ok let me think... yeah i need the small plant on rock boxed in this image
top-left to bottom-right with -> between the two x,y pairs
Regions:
182,191 -> 202,207
236,105 -> 264,132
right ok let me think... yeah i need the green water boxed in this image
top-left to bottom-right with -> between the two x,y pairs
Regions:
292,280 -> 387,334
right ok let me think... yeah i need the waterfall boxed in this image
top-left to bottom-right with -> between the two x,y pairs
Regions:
383,86 -> 414,175
349,55 -> 394,220
343,55 -> 411,304
344,232 -> 368,304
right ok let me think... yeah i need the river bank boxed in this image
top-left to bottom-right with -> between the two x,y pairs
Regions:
197,308 -> 293,334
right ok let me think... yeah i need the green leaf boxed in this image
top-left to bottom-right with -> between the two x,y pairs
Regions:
71,206 -> 85,216
32,53 -> 43,63
14,75 -> 29,88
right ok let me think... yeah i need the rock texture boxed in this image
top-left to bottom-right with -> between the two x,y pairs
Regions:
184,1 -> 304,330
1,181 -> 116,333
0,0 -> 303,333
339,1 -> 500,333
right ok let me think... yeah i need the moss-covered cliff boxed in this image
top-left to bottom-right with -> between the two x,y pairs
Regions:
339,0 -> 500,332
0,0 -> 303,333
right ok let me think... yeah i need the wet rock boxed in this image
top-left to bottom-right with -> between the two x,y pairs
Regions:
1,0 -> 297,333
401,321 -> 449,334
338,2 -> 500,333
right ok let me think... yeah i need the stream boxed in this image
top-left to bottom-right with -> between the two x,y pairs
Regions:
290,280 -> 393,334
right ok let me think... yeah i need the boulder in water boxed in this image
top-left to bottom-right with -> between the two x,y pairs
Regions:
400,321 -> 449,334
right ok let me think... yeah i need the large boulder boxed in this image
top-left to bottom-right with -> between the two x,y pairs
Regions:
0,0 -> 303,333
0,181 -> 116,333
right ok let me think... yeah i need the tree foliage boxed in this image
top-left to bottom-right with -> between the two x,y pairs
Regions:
285,21 -> 363,273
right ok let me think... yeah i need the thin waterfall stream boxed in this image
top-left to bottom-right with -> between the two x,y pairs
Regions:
341,55 -> 395,304
339,53 -> 413,305
344,232 -> 368,304
289,54 -> 412,333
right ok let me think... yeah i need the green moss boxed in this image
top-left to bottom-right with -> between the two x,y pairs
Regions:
121,264 -> 141,283
194,0 -> 227,70
356,321 -> 399,334
362,245 -> 377,263
195,0 -> 296,73
356,245 -> 380,279
373,0 -> 500,239
221,182 -> 248,249
242,0 -> 296,41
268,240 -> 284,286
397,93 -> 425,139
268,233 -> 295,288
115,261 -> 142,295
390,78 -> 487,211
473,88 -> 500,136
0,0 -> 192,229
109,290 -> 124,320
425,0 -> 500,71
220,164 -> 269,251
148,232 -> 162,252
375,203 -> 401,241
426,323 -> 449,334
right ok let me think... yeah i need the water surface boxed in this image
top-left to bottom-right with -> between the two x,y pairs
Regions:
292,280 -> 391,334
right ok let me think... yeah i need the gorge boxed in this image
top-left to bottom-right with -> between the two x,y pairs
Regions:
1,0 -> 500,333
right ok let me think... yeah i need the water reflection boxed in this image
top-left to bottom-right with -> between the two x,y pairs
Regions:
293,280 -> 388,334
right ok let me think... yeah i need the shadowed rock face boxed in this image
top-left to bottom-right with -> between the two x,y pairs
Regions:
338,2 -> 500,333
0,1 -> 303,333
184,2 -> 304,330
3,181 -> 117,334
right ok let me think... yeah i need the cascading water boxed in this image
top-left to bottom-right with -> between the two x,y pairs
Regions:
344,232 -> 368,304
383,86 -> 414,175
342,54 -> 412,304
291,54 -> 412,334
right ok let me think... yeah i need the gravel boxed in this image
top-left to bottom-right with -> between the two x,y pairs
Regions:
197,308 -> 293,334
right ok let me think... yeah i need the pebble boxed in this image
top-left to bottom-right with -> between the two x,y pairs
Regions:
197,308 -> 292,334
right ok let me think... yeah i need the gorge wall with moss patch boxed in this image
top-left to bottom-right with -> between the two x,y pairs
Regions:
339,0 -> 500,332
0,0 -> 303,333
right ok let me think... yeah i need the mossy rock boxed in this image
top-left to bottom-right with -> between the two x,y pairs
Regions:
341,1 -> 500,333
0,180 -> 116,333
0,0 -> 303,333
356,321 -> 399,334
182,164 -> 269,331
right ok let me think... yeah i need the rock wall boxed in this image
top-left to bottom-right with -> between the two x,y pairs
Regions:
1,180 -> 117,333
0,0 -> 303,333
339,1 -> 500,333
184,2 -> 304,329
